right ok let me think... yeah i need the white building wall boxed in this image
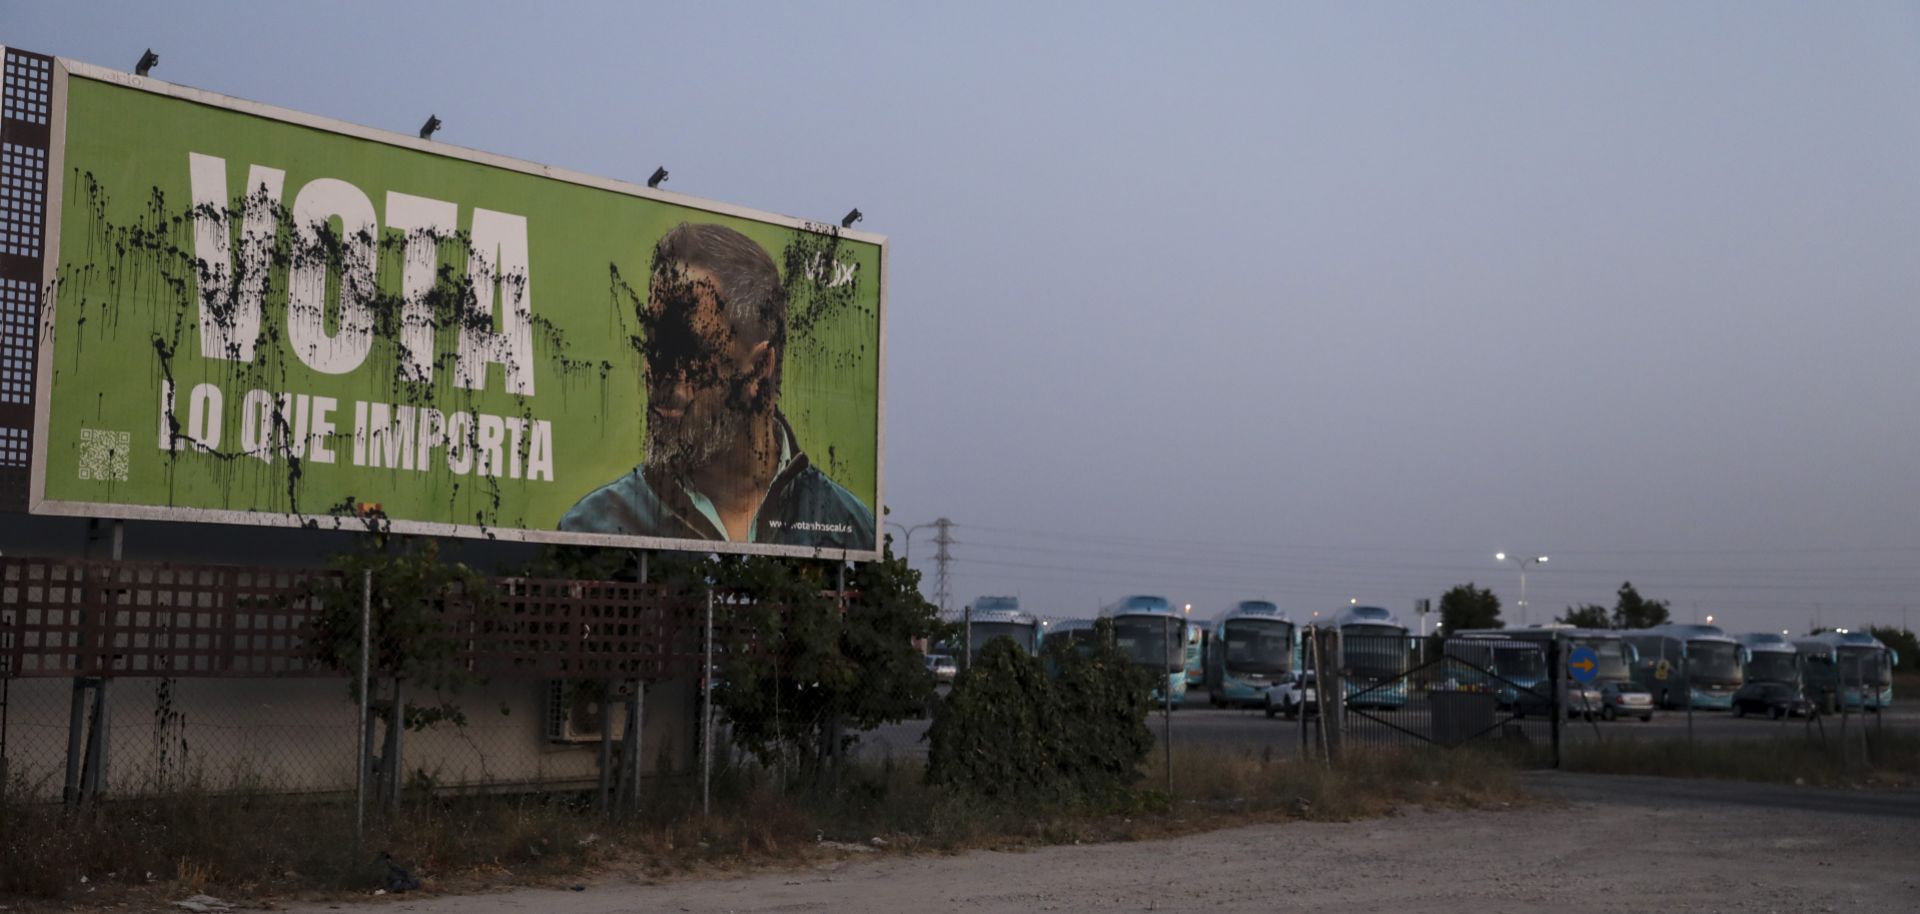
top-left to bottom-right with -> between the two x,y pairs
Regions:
0,675 -> 697,800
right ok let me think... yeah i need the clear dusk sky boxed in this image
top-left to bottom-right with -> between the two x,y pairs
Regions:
4,2 -> 1918,635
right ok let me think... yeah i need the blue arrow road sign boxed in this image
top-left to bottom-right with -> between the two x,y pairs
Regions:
1568,646 -> 1600,684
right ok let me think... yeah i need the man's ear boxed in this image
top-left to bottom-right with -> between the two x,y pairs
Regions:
745,340 -> 776,396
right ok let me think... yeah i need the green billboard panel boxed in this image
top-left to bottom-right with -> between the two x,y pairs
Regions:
20,56 -> 885,559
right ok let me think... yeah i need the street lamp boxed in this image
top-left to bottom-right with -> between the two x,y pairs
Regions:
1495,552 -> 1549,626
884,520 -> 937,564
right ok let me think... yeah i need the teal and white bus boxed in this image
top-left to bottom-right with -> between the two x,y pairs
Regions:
964,596 -> 1042,661
1332,605 -> 1411,710
1734,632 -> 1801,686
1457,626 -> 1637,718
1183,620 -> 1207,690
1442,637 -> 1549,713
1099,595 -> 1189,705
1203,600 -> 1296,708
1624,624 -> 1743,710
1793,631 -> 1897,712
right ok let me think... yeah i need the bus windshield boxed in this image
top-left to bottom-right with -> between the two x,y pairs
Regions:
1111,617 -> 1182,672
1222,619 -> 1294,675
969,621 -> 1036,656
1688,641 -> 1741,682
1493,647 -> 1546,679
1839,648 -> 1891,686
1342,624 -> 1408,680
1745,652 -> 1797,685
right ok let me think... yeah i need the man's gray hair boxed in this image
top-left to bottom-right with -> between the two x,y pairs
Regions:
652,222 -> 787,350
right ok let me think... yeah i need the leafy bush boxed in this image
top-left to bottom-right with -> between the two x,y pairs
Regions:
644,552 -> 943,780
927,620 -> 1152,805
306,538 -> 495,729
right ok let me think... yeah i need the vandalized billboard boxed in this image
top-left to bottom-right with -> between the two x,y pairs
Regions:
3,51 -> 884,559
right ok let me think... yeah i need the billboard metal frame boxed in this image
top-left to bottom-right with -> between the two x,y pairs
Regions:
0,47 -> 888,562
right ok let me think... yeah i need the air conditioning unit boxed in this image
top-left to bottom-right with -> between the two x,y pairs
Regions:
544,680 -> 630,743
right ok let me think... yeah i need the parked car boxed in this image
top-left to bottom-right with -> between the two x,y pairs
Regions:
1264,671 -> 1318,720
1510,682 -> 1555,719
924,653 -> 958,684
1732,681 -> 1816,720
1567,684 -> 1605,721
1599,681 -> 1654,722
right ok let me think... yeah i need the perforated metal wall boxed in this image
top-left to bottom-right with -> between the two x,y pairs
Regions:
0,47 -> 51,512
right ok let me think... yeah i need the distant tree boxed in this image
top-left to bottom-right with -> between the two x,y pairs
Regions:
1558,604 -> 1612,629
1611,582 -> 1671,630
1439,583 -> 1502,633
1867,626 -> 1917,672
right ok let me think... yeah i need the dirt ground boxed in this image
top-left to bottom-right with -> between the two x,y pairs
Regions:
279,773 -> 1920,914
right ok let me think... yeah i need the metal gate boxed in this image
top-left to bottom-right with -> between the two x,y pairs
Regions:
1300,626 -> 1562,766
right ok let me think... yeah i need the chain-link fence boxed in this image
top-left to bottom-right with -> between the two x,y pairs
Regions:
4,556 -> 1912,822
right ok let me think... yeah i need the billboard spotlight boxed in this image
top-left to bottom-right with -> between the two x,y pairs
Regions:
419,114 -> 441,140
841,207 -> 862,228
647,166 -> 668,188
135,49 -> 159,76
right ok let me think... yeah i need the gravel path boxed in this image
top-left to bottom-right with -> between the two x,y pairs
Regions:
283,773 -> 1920,914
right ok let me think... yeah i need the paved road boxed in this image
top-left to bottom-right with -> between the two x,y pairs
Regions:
855,693 -> 1918,760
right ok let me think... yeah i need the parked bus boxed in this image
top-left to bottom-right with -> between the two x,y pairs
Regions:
1456,626 -> 1637,718
1624,624 -> 1743,710
1734,632 -> 1801,686
1203,600 -> 1296,708
1038,618 -> 1095,654
1443,637 -> 1549,714
1793,631 -> 1898,712
1098,595 -> 1189,705
1332,605 -> 1411,709
1183,620 -> 1207,690
964,596 -> 1042,662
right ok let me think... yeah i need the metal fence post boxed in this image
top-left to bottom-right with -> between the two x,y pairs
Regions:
1313,628 -> 1333,767
617,550 -> 650,817
964,603 -> 973,675
62,678 -> 87,806
702,587 -> 714,824
380,679 -> 405,813
1163,614 -> 1173,797
78,678 -> 108,800
1550,639 -> 1566,769
1329,627 -> 1345,759
619,680 -> 644,816
355,568 -> 370,846
1298,626 -> 1310,758
596,679 -> 614,814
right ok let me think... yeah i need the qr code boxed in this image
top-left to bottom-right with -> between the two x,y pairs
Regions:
77,428 -> 130,482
